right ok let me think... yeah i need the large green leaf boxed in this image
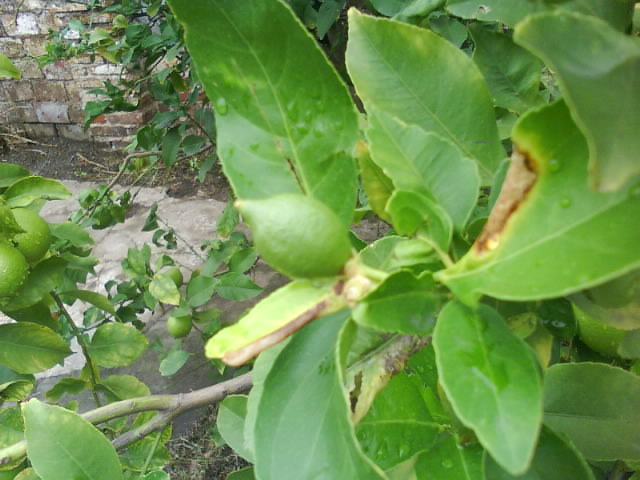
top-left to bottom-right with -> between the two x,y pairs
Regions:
367,108 -> 480,231
88,322 -> 148,368
544,362 -> 640,461
169,0 -> 359,224
439,101 -> 640,304
484,425 -> 595,480
205,279 -> 342,364
469,24 -> 543,114
433,301 -> 542,475
352,270 -> 439,334
515,11 -> 640,192
346,10 -> 503,181
0,323 -> 71,374
414,434 -> 484,479
356,372 -> 440,471
217,395 -> 254,462
253,311 -> 386,479
23,399 -> 123,480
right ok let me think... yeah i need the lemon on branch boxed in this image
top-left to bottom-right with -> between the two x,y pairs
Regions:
236,193 -> 352,279
0,242 -> 29,299
11,208 -> 51,264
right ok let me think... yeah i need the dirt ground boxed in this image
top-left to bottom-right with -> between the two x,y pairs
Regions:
0,136 -> 231,201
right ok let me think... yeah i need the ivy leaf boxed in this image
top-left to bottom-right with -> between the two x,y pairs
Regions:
170,0 -> 359,225
0,322 -> 71,374
433,301 -> 542,475
88,323 -> 148,368
253,311 -> 386,479
544,362 -> 640,461
23,399 -> 124,480
469,24 -> 543,114
439,101 -> 640,304
347,9 -> 503,181
515,11 -> 640,192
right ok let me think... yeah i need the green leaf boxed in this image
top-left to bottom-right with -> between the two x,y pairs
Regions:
97,375 -> 150,401
1,258 -> 66,312
356,372 -> 440,471
49,222 -> 94,247
3,177 -> 71,208
0,323 -> 71,374
356,140 -> 394,223
446,0 -> 547,27
45,377 -> 88,403
88,323 -> 148,368
359,236 -> 405,271
0,202 -> 23,237
161,127 -> 181,166
186,274 -> 218,307
217,395 -> 254,462
149,274 -> 180,305
544,362 -> 640,461
170,0 -> 359,225
414,434 -> 484,479
484,425 -> 595,480
439,101 -> 640,304
217,272 -> 261,301
353,271 -> 438,334
558,0 -> 635,31
159,347 -> 190,376
205,279 -> 341,361
346,10 -> 504,181
469,24 -> 543,114
227,467 -> 255,480
253,311 -> 386,479
217,197 -> 240,238
0,164 -> 30,188
433,301 -> 542,475
23,399 -> 124,480
515,11 -> 640,192
0,365 -> 34,402
0,53 -> 20,79
429,13 -> 468,47
60,290 -> 115,315
367,108 -> 480,231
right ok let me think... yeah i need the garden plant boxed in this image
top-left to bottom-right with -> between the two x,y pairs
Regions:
1,0 -> 640,479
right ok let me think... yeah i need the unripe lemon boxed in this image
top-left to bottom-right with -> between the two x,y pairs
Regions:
573,304 -> 626,358
163,267 -> 183,287
167,314 -> 193,338
11,208 -> 51,264
236,194 -> 352,279
0,242 -> 29,299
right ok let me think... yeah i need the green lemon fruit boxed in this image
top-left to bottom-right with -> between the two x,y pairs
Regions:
164,267 -> 183,287
11,208 -> 52,264
167,314 -> 193,338
0,242 -> 29,298
574,304 -> 626,358
236,194 -> 352,279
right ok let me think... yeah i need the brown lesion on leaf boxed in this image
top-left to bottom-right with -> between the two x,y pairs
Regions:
475,147 -> 538,255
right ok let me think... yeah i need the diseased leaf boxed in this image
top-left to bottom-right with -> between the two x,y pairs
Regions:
515,11 -> 640,191
23,399 -> 124,480
253,311 -> 386,479
439,101 -> 640,304
346,10 -> 503,181
170,0 -> 359,224
544,362 -> 640,461
433,301 -> 542,475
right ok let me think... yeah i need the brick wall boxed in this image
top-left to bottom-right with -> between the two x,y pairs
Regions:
0,0 -> 147,148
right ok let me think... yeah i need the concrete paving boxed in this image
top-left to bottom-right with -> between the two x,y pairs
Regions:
2,180 -> 286,434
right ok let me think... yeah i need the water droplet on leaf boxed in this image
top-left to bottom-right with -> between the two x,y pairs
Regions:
548,158 -> 561,172
215,98 -> 228,115
560,197 -> 572,208
441,459 -> 454,469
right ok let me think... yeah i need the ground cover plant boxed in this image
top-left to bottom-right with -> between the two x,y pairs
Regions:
1,0 -> 640,479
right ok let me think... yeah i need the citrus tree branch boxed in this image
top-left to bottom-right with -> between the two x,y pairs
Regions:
0,372 -> 252,467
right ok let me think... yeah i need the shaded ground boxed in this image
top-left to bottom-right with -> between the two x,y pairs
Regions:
0,136 -> 231,201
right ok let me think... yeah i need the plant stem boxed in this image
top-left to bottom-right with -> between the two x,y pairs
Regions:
0,373 -> 252,467
51,292 -> 103,408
